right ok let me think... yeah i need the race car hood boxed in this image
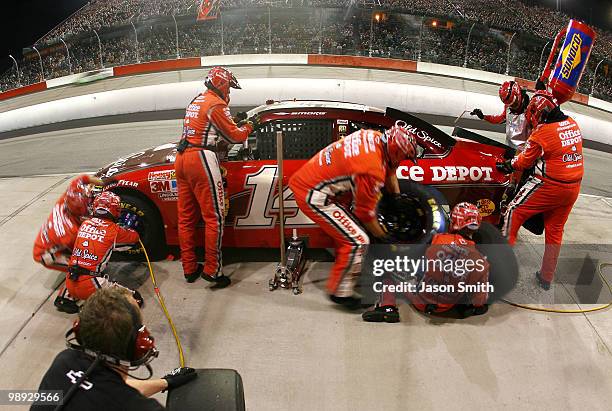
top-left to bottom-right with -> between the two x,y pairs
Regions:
97,143 -> 178,179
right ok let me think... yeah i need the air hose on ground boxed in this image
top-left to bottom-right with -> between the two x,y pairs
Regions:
139,239 -> 185,367
502,263 -> 612,313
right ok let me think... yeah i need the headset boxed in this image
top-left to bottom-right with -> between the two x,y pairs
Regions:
65,298 -> 158,369
57,298 -> 159,410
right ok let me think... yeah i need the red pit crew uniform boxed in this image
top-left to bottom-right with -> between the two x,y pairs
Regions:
289,129 -> 391,297
33,175 -> 96,300
175,90 -> 253,277
66,217 -> 139,300
484,108 -> 531,151
503,117 -> 583,282
381,233 -> 490,312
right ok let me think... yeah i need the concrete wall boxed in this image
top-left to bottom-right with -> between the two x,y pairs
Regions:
0,54 -> 610,146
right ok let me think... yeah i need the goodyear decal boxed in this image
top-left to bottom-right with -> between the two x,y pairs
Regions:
553,27 -> 593,88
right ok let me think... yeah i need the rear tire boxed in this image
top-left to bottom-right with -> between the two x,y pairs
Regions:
116,193 -> 167,261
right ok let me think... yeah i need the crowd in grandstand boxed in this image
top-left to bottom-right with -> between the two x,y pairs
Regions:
2,0 -> 611,101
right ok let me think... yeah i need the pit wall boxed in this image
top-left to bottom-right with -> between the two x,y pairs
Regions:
1,54 -> 610,146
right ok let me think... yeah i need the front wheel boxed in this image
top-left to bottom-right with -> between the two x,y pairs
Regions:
116,192 -> 167,261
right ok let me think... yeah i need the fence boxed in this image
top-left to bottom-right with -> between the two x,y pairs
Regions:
2,7 -> 612,102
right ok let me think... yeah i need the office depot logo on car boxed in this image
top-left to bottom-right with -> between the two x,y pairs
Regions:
397,165 -> 494,182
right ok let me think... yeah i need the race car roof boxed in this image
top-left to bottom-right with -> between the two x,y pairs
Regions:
247,100 -> 385,118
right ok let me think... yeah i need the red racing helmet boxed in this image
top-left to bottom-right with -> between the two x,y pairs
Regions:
384,123 -> 418,168
205,66 -> 241,101
65,180 -> 91,216
450,202 -> 482,232
499,81 -> 523,109
525,90 -> 558,128
93,191 -> 121,219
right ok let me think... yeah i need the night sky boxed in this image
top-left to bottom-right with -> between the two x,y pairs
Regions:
1,0 -> 610,71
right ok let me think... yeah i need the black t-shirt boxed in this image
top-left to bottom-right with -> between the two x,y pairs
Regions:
31,349 -> 164,411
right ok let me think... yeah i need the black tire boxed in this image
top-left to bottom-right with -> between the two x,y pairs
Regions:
116,192 -> 167,261
378,181 -> 448,243
472,222 -> 518,302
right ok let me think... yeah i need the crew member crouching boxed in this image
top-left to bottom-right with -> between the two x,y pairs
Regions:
362,202 -> 490,323
289,125 -> 418,308
33,174 -> 102,314
66,191 -> 143,304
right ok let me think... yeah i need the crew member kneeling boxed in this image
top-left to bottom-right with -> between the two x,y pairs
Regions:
66,191 -> 142,304
32,287 -> 196,410
498,91 -> 583,290
289,125 -> 418,308
175,66 -> 253,286
363,202 -> 490,323
33,175 -> 102,314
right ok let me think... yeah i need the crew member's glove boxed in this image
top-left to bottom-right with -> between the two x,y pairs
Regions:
234,111 -> 248,123
496,160 -> 514,175
246,115 -> 262,128
389,193 -> 404,213
120,213 -> 139,230
162,367 -> 197,391
470,109 -> 484,120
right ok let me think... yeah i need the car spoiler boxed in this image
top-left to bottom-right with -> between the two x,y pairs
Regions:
452,127 -> 516,159
385,107 -> 456,156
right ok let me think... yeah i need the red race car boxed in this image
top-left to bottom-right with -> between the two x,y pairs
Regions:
97,101 -> 513,259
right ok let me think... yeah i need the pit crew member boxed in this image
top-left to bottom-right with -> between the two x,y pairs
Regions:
33,175 -> 102,314
175,66 -> 253,287
66,191 -> 143,303
363,202 -> 490,323
497,90 -> 583,290
289,125 -> 418,308
471,80 -> 545,150
32,287 -> 197,411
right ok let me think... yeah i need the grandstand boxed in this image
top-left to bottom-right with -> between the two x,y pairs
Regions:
2,0 -> 612,101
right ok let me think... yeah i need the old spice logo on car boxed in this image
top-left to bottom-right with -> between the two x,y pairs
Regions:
404,125 -> 442,148
397,165 -> 494,182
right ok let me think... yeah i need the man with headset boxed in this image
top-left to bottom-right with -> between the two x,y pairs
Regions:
471,80 -> 547,150
32,288 -> 196,410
